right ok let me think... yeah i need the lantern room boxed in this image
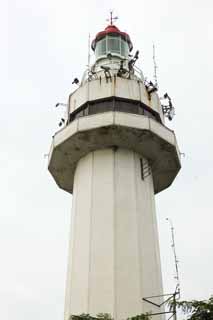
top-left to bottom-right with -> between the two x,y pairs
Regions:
91,24 -> 133,61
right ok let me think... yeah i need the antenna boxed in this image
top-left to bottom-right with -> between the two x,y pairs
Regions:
88,33 -> 91,71
153,44 -> 158,89
166,218 -> 180,297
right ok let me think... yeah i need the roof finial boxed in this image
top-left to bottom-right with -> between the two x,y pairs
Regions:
106,10 -> 118,25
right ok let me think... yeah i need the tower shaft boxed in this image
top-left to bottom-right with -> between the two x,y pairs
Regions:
64,148 -> 163,320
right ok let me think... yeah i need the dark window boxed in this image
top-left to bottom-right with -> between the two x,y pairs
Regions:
144,109 -> 156,120
99,100 -> 113,112
75,110 -> 84,119
88,100 -> 113,115
84,106 -> 89,116
138,106 -> 144,115
95,38 -> 107,58
121,39 -> 129,57
88,103 -> 99,115
107,36 -> 120,54
69,98 -> 161,124
69,114 -> 75,122
115,100 -> 139,114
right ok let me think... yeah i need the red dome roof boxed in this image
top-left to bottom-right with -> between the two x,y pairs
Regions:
91,24 -> 133,51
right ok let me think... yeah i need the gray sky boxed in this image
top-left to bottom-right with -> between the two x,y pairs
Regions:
2,0 -> 213,319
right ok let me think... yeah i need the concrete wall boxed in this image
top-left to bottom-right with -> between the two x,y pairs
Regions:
64,148 -> 164,320
68,76 -> 164,122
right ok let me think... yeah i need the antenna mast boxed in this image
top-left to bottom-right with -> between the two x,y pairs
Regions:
153,44 -> 158,89
88,33 -> 91,70
166,218 -> 180,296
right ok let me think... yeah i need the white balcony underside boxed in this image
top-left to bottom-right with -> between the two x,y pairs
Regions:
64,148 -> 164,320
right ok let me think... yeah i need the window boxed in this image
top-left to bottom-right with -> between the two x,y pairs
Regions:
138,105 -> 144,115
95,38 -> 106,58
95,36 -> 129,59
121,39 -> 129,57
75,109 -> 84,119
144,109 -> 156,120
69,98 -> 161,124
114,100 -> 139,114
84,106 -> 89,116
88,102 -> 100,115
107,36 -> 120,54
88,100 -> 113,115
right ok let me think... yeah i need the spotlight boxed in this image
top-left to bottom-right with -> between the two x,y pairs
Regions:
72,78 -> 79,85
101,66 -> 111,72
107,53 -> 112,60
55,103 -> 67,108
134,50 -> 139,60
59,118 -> 65,127
168,107 -> 175,121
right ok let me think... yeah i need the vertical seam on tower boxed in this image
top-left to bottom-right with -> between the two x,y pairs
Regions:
148,169 -> 158,298
149,170 -> 163,306
141,156 -> 150,310
77,118 -> 79,132
87,77 -> 90,102
134,152 -> 143,314
113,147 -> 117,320
67,168 -> 79,318
138,80 -> 141,102
145,167 -> 155,295
66,200 -> 76,315
87,152 -> 94,314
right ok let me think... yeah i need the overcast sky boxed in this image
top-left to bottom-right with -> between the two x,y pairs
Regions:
2,0 -> 213,319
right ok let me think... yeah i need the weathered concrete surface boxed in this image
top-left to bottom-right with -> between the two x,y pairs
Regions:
64,149 -> 164,320
68,74 -> 164,122
48,112 -> 181,194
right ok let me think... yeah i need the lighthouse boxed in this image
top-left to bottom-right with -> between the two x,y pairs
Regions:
48,17 -> 181,320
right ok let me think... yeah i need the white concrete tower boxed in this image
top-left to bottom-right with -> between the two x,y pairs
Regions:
48,20 -> 181,320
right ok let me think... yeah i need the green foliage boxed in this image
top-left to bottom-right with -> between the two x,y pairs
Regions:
71,312 -> 150,320
96,313 -> 113,320
170,296 -> 213,320
127,313 -> 150,320
71,314 -> 93,320
71,297 -> 213,320
71,313 -> 112,320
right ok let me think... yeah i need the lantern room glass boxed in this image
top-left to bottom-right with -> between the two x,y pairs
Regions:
95,35 -> 129,60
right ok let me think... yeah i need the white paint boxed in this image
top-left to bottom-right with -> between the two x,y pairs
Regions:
64,148 -> 164,320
